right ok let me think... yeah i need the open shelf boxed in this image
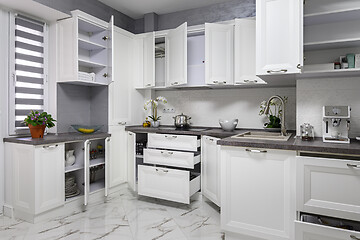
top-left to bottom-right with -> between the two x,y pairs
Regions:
65,164 -> 84,173
304,8 -> 360,26
78,18 -> 106,33
300,68 -> 360,79
57,79 -> 108,86
304,38 -> 360,51
78,59 -> 106,69
90,179 -> 105,193
78,38 -> 106,51
89,158 -> 105,167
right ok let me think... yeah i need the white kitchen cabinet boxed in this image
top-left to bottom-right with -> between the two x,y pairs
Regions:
108,126 -> 127,188
127,131 -> 137,192
166,22 -> 188,86
143,32 -> 156,88
234,18 -> 266,85
9,143 -> 65,222
201,136 -> 221,206
221,146 -> 296,240
205,23 -> 234,85
57,10 -> 113,86
297,155 -> 360,222
147,133 -> 200,152
144,148 -> 200,169
256,0 -> 303,76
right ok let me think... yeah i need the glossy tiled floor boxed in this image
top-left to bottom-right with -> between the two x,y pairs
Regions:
0,185 -> 224,240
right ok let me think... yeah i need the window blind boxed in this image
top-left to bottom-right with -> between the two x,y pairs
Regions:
12,15 -> 46,131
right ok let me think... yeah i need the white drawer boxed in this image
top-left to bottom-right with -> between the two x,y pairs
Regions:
138,165 -> 200,204
147,133 -> 200,152
144,148 -> 200,169
295,221 -> 360,240
297,156 -> 360,221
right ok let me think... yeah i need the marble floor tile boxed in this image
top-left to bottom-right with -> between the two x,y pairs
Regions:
0,185 -> 223,240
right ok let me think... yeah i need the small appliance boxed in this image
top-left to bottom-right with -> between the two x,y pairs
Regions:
322,106 -> 351,144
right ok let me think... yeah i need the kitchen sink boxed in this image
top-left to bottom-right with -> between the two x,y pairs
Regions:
231,131 -> 292,141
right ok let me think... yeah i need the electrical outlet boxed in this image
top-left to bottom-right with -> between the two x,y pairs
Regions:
163,108 -> 175,113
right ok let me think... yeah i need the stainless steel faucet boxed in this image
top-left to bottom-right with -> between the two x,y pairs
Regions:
264,95 -> 287,136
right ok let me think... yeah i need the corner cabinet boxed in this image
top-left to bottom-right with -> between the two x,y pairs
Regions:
221,146 -> 296,240
57,10 -> 113,86
256,0 -> 303,76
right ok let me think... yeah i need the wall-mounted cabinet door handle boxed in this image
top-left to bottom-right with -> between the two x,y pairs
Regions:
118,121 -> 127,125
245,149 -> 267,153
350,235 -> 360,240
128,133 -> 133,136
102,36 -> 109,41
267,69 -> 288,74
347,163 -> 360,168
297,64 -> 302,69
43,144 -> 58,149
103,73 -> 109,78
145,83 -> 151,87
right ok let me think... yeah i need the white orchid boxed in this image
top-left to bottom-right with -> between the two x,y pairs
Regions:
144,96 -> 167,121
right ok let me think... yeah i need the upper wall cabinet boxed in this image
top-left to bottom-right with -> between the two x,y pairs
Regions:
166,22 -> 188,87
205,23 -> 234,85
256,0 -> 303,76
57,10 -> 113,86
234,18 -> 266,85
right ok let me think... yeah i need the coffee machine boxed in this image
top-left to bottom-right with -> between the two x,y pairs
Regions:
322,106 -> 351,144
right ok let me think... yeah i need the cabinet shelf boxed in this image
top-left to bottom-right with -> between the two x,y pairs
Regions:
304,8 -> 360,26
57,79 -> 108,86
90,178 -> 105,193
78,38 -> 106,51
65,164 -> 84,173
304,38 -> 360,51
78,59 -> 106,69
300,68 -> 360,79
89,158 -> 105,167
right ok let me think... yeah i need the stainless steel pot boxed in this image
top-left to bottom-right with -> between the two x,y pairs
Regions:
173,113 -> 191,128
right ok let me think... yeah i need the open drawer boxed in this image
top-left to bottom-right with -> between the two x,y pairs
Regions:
138,165 -> 200,204
295,213 -> 360,240
147,133 -> 200,152
297,155 -> 360,221
144,148 -> 200,169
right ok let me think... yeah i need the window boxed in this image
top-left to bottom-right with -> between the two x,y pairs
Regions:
9,14 -> 48,135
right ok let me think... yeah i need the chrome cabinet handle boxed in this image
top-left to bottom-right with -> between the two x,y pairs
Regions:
43,144 -> 58,149
347,164 -> 360,168
118,121 -> 127,125
160,151 -> 174,155
351,235 -> 360,240
267,69 -> 288,74
103,73 -> 109,78
223,81 -> 227,84
171,82 -> 179,85
246,149 -> 267,153
297,64 -> 302,69
165,135 -> 177,139
128,133 -> 133,136
244,79 -> 258,83
145,83 -> 151,87
156,168 -> 169,173
213,80 -> 219,84
102,36 -> 109,41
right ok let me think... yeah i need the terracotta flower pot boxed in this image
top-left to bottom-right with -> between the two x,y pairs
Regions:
28,124 -> 46,138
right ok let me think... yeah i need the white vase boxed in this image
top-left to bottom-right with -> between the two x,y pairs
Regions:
65,150 -> 76,167
152,121 -> 160,128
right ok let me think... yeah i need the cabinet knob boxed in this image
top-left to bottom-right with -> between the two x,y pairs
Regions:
102,36 -> 109,41
266,69 -> 287,74
103,73 -> 109,78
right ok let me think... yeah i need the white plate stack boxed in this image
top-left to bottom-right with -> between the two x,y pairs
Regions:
65,175 -> 80,198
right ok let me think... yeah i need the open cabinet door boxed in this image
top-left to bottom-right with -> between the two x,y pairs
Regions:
205,23 -> 234,85
106,16 -> 114,85
84,140 -> 91,206
127,132 -> 136,191
166,22 -> 187,87
143,32 -> 155,88
105,137 -> 110,197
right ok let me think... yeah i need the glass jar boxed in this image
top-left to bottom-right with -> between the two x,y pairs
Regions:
300,123 -> 314,141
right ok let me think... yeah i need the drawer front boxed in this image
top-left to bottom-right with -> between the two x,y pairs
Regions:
297,156 -> 360,221
138,165 -> 200,204
148,133 -> 199,152
144,148 -> 200,169
295,221 -> 360,240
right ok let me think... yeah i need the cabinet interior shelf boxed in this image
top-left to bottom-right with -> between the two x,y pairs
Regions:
78,59 -> 106,68
65,164 -> 84,173
300,68 -> 360,79
304,8 -> 360,26
78,38 -> 106,51
89,158 -> 105,167
90,178 -> 105,193
57,79 -> 108,86
304,38 -> 360,51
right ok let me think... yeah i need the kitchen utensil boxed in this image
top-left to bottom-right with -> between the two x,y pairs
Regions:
322,106 -> 351,144
173,113 -> 191,128
300,123 -> 314,141
219,119 -> 238,131
71,125 -> 103,134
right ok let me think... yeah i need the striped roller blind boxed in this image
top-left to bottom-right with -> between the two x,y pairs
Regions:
12,15 -> 46,131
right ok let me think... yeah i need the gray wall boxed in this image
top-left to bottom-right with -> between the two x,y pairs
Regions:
135,0 -> 255,33
34,0 -> 135,32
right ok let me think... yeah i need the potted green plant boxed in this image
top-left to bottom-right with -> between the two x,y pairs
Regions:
144,96 -> 167,128
259,96 -> 288,131
24,110 -> 56,138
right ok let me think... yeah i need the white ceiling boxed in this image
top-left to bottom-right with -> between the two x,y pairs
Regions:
99,0 -> 234,19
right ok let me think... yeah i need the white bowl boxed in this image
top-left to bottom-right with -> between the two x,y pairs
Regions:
219,119 -> 238,131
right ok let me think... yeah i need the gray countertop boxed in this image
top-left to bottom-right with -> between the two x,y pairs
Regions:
3,132 -> 111,145
125,125 -> 360,155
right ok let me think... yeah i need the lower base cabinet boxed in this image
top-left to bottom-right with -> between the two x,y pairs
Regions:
221,146 -> 296,240
138,165 -> 200,204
